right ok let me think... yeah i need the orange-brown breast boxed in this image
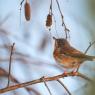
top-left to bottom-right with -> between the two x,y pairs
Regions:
53,49 -> 81,68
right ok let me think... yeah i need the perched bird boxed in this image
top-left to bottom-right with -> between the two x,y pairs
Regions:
53,37 -> 95,73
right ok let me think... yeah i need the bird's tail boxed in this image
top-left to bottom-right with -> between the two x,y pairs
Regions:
92,56 -> 95,61
86,55 -> 95,61
74,54 -> 95,61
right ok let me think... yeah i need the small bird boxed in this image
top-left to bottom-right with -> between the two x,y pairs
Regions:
53,37 -> 95,73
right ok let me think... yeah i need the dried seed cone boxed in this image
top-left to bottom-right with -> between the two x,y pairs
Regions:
24,2 -> 31,21
46,14 -> 52,27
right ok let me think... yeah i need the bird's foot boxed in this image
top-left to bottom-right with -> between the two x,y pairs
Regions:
63,71 -> 68,76
72,71 -> 78,76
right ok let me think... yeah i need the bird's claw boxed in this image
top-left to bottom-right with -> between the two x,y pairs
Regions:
72,71 -> 78,76
63,71 -> 68,76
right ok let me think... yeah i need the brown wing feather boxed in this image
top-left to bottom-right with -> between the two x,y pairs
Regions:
62,45 -> 89,58
63,46 -> 95,60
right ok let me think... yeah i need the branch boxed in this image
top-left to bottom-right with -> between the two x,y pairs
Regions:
57,79 -> 72,95
55,0 -> 70,39
20,0 -> 24,11
0,72 -> 92,94
52,14 -> 59,38
7,43 -> 15,87
84,41 -> 95,54
41,76 -> 52,95
0,67 -> 41,95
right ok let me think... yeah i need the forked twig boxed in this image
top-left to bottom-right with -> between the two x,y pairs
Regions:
7,43 -> 15,87
41,76 -> 52,95
57,79 -> 72,95
77,41 -> 95,71
84,41 -> 95,54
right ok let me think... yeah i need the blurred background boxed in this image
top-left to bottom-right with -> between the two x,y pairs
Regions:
0,0 -> 95,95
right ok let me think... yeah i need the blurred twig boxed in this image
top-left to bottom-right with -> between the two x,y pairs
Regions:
57,79 -> 72,95
7,43 -> 15,87
0,13 -> 12,26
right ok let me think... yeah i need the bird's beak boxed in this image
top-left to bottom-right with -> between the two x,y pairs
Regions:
53,37 -> 56,40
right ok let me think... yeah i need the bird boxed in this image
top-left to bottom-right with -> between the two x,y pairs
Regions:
53,37 -> 95,74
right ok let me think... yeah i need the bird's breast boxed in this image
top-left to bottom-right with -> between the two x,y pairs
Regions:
53,50 -> 80,68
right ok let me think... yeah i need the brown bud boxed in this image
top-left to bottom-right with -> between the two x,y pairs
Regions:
24,1 -> 31,21
46,14 -> 52,27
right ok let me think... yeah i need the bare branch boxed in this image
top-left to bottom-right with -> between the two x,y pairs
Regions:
52,14 -> 59,38
7,43 -> 15,87
0,72 -> 92,94
57,79 -> 72,95
41,76 -> 52,95
20,0 -> 24,11
84,41 -> 95,54
77,72 -> 92,81
0,67 -> 41,95
55,0 -> 70,39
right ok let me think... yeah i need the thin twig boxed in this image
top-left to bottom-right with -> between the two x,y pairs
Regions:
77,72 -> 92,82
55,0 -> 63,22
52,14 -> 59,38
49,0 -> 53,31
7,43 -> 15,87
20,0 -> 24,10
77,41 -> 95,71
84,41 -> 95,54
0,13 -> 12,26
19,0 -> 24,25
50,0 -> 52,14
55,0 -> 65,31
0,72 -> 92,94
55,0 -> 69,39
0,67 -> 41,95
49,0 -> 52,14
41,76 -> 52,95
57,79 -> 72,95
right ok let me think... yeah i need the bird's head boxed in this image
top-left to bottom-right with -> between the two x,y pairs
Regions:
53,37 -> 70,48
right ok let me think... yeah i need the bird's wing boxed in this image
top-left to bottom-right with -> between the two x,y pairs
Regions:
60,46 -> 95,60
63,46 -> 87,58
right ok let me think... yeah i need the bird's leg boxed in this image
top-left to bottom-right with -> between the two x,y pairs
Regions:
76,64 -> 80,72
63,70 -> 67,76
72,64 -> 80,76
72,70 -> 78,76
63,69 -> 68,76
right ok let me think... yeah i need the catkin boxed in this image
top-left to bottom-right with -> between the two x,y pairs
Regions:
46,14 -> 52,27
24,1 -> 31,21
